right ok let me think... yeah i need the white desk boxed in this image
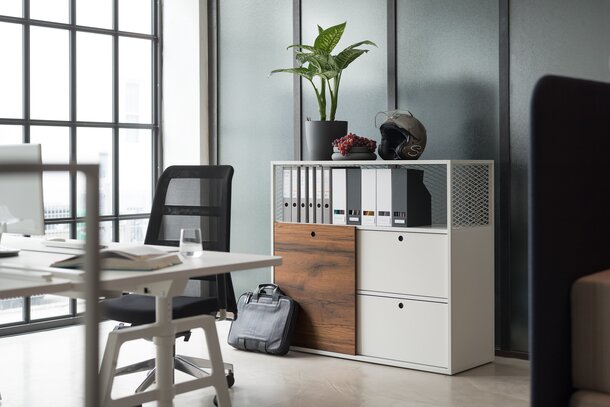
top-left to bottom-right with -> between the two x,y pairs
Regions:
0,235 -> 282,407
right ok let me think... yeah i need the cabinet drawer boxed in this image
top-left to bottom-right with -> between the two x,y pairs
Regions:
357,230 -> 448,298
357,294 -> 448,368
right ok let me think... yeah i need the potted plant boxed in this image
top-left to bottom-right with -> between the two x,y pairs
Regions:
270,22 -> 376,160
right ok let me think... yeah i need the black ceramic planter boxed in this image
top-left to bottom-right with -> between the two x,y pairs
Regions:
304,120 -> 348,160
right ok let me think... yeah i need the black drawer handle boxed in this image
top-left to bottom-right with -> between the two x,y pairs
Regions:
311,231 -> 316,237
398,302 -> 404,309
398,235 -> 404,242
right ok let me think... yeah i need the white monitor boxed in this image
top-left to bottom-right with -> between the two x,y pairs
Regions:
0,144 -> 45,256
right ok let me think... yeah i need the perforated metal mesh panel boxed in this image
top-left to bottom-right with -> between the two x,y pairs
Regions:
451,164 -> 491,228
274,165 -> 286,222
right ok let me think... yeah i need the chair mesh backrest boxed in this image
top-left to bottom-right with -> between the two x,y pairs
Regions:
145,165 -> 236,313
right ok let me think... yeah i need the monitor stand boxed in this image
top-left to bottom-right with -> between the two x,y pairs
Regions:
0,229 -> 20,257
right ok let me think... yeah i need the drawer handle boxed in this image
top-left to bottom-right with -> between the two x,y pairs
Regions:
398,302 -> 404,309
311,231 -> 316,237
398,235 -> 404,242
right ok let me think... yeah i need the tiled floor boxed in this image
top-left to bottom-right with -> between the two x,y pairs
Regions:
0,321 -> 529,406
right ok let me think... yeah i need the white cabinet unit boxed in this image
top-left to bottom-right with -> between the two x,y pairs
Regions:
271,160 -> 494,375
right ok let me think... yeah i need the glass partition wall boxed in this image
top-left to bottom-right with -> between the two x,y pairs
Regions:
0,0 -> 160,335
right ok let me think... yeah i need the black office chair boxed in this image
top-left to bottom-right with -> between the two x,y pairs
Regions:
101,165 -> 237,393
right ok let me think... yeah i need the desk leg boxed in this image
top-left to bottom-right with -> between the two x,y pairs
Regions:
154,295 -> 175,407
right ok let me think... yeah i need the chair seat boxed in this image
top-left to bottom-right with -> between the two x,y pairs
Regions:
102,294 -> 220,325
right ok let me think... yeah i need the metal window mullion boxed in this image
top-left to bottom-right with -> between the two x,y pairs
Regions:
112,0 -> 120,242
23,0 -> 30,143
22,0 -> 31,327
207,0 -> 218,164
69,0 -> 77,239
0,118 -> 154,129
152,0 -> 161,185
23,296 -> 31,323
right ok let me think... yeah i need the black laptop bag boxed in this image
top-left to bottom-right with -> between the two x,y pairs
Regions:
227,284 -> 299,355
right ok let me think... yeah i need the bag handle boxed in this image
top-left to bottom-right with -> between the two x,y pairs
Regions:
252,283 -> 281,303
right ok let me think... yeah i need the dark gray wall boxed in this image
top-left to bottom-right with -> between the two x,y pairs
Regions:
396,0 -> 499,161
509,0 -> 610,352
217,0 -> 293,296
212,0 -> 610,356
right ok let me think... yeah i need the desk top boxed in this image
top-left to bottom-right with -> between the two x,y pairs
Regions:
0,275 -> 74,298
0,235 -> 282,296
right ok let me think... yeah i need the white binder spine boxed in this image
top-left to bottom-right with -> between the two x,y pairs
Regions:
308,166 -> 315,223
323,167 -> 332,224
300,166 -> 308,223
361,168 -> 377,226
376,168 -> 392,227
331,168 -> 347,225
291,166 -> 300,222
315,166 -> 323,224
282,167 -> 292,222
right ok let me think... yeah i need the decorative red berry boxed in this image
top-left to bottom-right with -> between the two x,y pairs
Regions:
332,133 -> 377,155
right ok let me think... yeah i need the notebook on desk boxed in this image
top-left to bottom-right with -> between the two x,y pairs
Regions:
50,245 -> 182,271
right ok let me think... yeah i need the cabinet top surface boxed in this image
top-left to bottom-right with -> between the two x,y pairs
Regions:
271,159 -> 494,166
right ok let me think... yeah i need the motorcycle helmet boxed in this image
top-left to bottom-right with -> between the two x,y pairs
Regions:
377,110 -> 427,160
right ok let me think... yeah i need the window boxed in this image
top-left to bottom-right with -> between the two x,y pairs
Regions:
0,0 -> 160,334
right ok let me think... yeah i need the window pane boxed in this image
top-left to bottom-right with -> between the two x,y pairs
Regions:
119,37 -> 152,123
119,129 -> 151,214
30,0 -> 69,23
45,223 -> 70,239
77,127 -> 113,216
119,218 -> 148,243
0,298 -> 24,325
76,0 -> 112,29
77,220 -> 113,243
30,27 -> 70,121
0,23 -> 23,119
0,125 -> 23,144
30,294 -> 70,320
77,32 -> 113,122
119,0 -> 151,34
30,126 -> 70,219
0,0 -> 22,18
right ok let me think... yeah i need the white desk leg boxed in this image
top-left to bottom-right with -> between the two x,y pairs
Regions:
201,318 -> 232,407
154,295 -> 175,407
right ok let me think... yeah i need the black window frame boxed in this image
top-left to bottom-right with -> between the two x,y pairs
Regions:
0,0 -> 162,336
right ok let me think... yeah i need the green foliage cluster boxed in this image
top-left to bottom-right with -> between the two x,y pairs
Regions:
271,22 -> 376,121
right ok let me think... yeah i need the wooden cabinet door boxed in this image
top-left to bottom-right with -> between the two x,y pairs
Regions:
274,222 -> 356,355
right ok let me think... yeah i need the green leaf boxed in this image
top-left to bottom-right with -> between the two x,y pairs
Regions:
296,53 -> 327,71
313,22 -> 346,53
341,40 -> 377,52
334,48 -> 367,70
318,69 -> 339,80
269,67 -> 315,80
317,25 -> 324,35
287,44 -> 318,53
